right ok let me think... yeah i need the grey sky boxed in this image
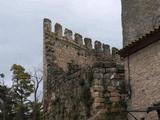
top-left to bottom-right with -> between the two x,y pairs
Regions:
0,0 -> 122,85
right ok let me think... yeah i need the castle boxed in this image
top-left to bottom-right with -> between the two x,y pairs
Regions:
43,19 -> 127,120
43,1 -> 160,120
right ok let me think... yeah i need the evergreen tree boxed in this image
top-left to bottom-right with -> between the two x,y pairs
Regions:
10,64 -> 34,120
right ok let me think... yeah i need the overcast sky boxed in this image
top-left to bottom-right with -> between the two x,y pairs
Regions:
0,0 -> 122,86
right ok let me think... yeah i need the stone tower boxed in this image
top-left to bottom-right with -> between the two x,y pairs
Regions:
121,0 -> 160,46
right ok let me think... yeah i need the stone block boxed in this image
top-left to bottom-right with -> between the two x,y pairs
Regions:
104,93 -> 110,97
93,68 -> 105,73
103,73 -> 111,79
110,96 -> 120,102
94,98 -> 105,103
120,94 -> 127,100
119,73 -> 125,78
93,79 -> 103,86
92,85 -> 104,92
92,62 -> 104,68
92,91 -> 103,98
111,107 -> 121,112
111,74 -> 124,80
103,62 -> 116,68
93,73 -> 103,79
105,68 -> 117,73
110,92 -> 120,97
107,86 -> 116,92
92,102 -> 105,109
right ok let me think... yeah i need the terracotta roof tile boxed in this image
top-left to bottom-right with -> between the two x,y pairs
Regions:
119,26 -> 160,58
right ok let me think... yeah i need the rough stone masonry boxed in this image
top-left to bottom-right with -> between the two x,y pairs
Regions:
42,18 -> 128,120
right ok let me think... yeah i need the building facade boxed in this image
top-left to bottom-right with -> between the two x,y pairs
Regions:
121,0 -> 160,120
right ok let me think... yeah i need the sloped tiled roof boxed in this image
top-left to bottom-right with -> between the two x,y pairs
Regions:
119,26 -> 160,58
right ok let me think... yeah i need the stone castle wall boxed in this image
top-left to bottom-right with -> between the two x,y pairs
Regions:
124,40 -> 160,120
43,61 -> 127,120
121,0 -> 160,46
43,18 -> 127,120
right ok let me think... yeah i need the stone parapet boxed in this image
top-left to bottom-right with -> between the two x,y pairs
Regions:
43,18 -> 120,61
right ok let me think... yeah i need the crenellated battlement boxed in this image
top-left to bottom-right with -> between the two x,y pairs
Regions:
43,18 -> 118,56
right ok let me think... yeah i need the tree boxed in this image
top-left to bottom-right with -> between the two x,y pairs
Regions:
0,65 -> 43,120
0,82 -> 15,120
10,64 -> 34,120
0,73 -> 5,85
31,69 -> 43,102
0,73 -> 12,120
31,69 -> 43,120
